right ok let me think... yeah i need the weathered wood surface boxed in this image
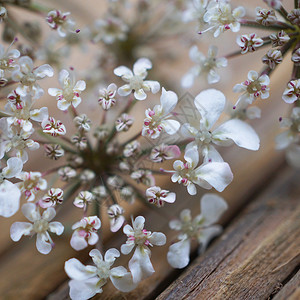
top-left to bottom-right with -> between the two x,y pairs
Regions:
157,167 -> 300,300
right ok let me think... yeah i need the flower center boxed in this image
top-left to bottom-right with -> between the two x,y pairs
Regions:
33,219 -> 49,233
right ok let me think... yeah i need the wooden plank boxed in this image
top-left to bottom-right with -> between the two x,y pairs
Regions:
157,167 -> 300,300
273,269 -> 300,300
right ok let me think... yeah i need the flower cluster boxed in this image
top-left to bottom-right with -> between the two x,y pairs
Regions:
0,0 -> 299,299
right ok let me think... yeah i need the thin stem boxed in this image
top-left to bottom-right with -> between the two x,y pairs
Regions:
276,5 -> 289,22
240,19 -> 294,31
296,0 -> 299,9
42,166 -> 62,177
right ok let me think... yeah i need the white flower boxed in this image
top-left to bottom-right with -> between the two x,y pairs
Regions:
39,188 -> 64,208
98,83 -> 117,110
264,0 -> 282,9
73,114 -> 91,132
202,1 -> 245,37
181,89 -> 260,163
65,248 -> 137,300
292,48 -> 300,66
236,33 -> 263,54
58,166 -> 77,181
233,70 -> 270,106
121,216 -> 166,283
142,88 -> 180,139
4,90 -> 48,132
171,146 -> 233,195
46,10 -> 76,37
107,204 -> 125,232
282,80 -> 300,104
70,216 -> 101,251
12,56 -> 54,99
123,140 -> 141,157
0,157 -> 23,217
0,43 -> 20,74
10,203 -> 64,254
17,171 -> 47,202
73,191 -> 94,210
146,186 -> 176,207
181,0 -> 208,26
115,113 -> 134,131
262,49 -> 282,69
167,193 -> 227,269
92,16 -> 128,44
181,45 -> 227,87
131,169 -> 155,186
114,58 -> 160,100
42,117 -> 67,136
0,119 -> 39,163
150,143 -> 181,163
48,69 -> 86,111
255,7 -> 277,25
270,30 -> 290,47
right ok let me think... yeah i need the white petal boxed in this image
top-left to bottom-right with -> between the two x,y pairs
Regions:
197,225 -> 222,253
121,243 -> 135,255
143,80 -> 160,94
2,157 -> 23,178
110,266 -> 138,292
133,58 -> 152,75
202,145 -> 224,163
194,89 -> 226,129
161,120 -> 180,135
49,222 -> 64,235
0,180 -> 20,217
195,162 -> 233,192
42,207 -> 56,222
200,194 -> 228,226
48,88 -> 61,97
21,203 -> 38,222
160,88 -> 178,114
10,221 -> 32,241
70,231 -> 88,251
65,258 -> 97,280
184,146 -> 199,167
104,248 -> 120,263
34,64 -> 54,78
167,239 -> 191,269
36,233 -> 52,254
134,89 -> 147,100
69,278 -> 101,300
187,182 -> 197,195
123,224 -> 134,236
129,246 -> 154,283
133,216 -> 145,230
74,80 -> 86,91
58,69 -> 69,86
30,107 -> 49,122
149,232 -> 166,246
163,192 -> 176,203
117,85 -> 131,97
114,66 -> 133,77
213,119 -> 260,151
181,72 -> 195,88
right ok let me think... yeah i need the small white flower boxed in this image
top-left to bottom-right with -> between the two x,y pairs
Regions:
146,186 -> 176,207
73,191 -> 94,210
39,188 -> 64,208
233,70 -> 270,106
48,69 -> 86,111
262,49 -> 282,69
270,30 -> 290,47
0,157 -> 23,217
167,194 -> 227,268
92,185 -> 107,199
255,7 -> 277,26
264,0 -> 282,9
236,33 -> 263,54
10,203 -> 64,254
12,56 -> 54,100
131,169 -> 155,186
0,43 -> 20,74
58,166 -> 77,181
123,140 -> 141,158
70,216 -> 101,251
292,48 -> 300,66
42,117 -> 67,136
115,113 -> 134,132
17,171 -> 47,202
46,10 -> 76,37
282,80 -> 300,104
150,143 -> 181,163
202,1 -> 245,37
98,83 -> 117,110
142,88 -> 180,139
114,58 -> 160,100
182,45 -> 227,87
170,146 -> 233,195
73,114 -> 91,132
120,186 -> 136,203
65,248 -> 137,300
107,204 -> 125,232
121,216 -> 166,283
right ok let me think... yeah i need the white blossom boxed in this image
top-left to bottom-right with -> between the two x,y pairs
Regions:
150,143 -> 181,163
282,80 -> 300,104
121,216 -> 166,283
270,30 -> 290,47
146,186 -> 176,207
98,83 -> 117,110
107,204 -> 125,232
65,248 -> 137,300
70,216 -> 101,251
167,193 -> 227,268
182,45 -> 227,87
114,58 -> 160,100
73,191 -> 94,210
255,7 -> 277,26
39,188 -> 64,208
262,49 -> 282,69
115,113 -> 134,131
46,10 -> 76,37
12,56 -> 54,100
42,117 -> 66,136
236,33 -> 263,54
142,88 -> 180,139
0,43 -> 20,75
10,203 -> 64,254
48,69 -> 86,111
233,70 -> 270,106
264,0 -> 282,9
